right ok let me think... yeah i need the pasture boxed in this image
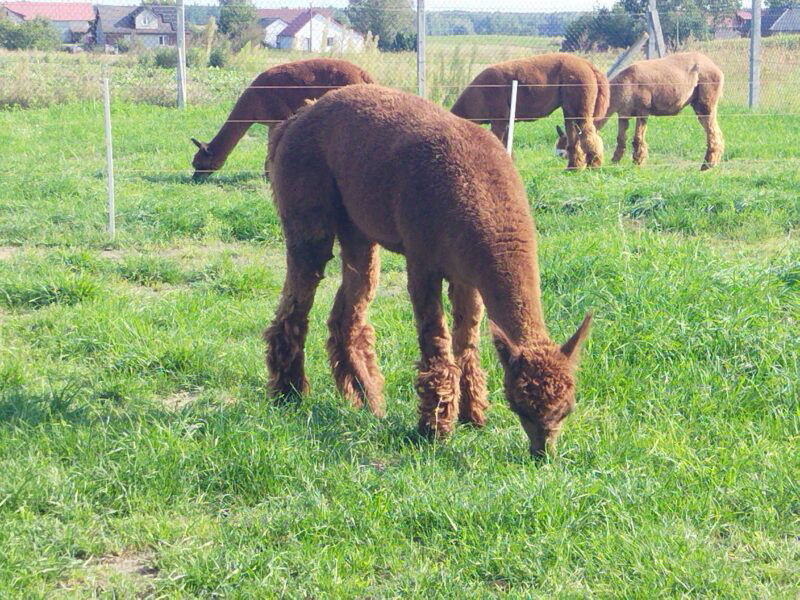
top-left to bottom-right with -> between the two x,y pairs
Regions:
1,51 -> 799,595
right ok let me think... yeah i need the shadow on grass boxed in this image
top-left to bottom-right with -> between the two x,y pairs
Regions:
0,381 -> 88,427
135,172 -> 267,186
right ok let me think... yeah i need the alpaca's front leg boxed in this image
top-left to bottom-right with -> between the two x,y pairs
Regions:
265,241 -> 332,401
408,266 -> 461,438
449,283 -> 489,427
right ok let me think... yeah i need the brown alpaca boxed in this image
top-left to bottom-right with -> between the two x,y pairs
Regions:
555,52 -> 724,170
264,85 -> 593,457
190,58 -> 374,181
450,53 -> 609,169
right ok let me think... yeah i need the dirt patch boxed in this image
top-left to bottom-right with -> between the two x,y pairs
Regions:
100,248 -> 125,261
0,246 -> 18,260
161,390 -> 199,411
59,550 -> 158,595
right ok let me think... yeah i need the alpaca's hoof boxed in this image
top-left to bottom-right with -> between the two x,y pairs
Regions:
268,377 -> 309,404
458,410 -> 488,428
417,418 -> 455,439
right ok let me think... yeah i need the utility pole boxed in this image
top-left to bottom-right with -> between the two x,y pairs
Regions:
416,0 -> 426,98
749,0 -> 761,107
176,0 -> 187,108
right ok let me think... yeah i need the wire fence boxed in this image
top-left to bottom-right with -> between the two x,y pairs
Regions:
1,0 -> 799,206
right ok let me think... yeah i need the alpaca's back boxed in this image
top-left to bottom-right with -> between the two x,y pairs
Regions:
270,85 -> 536,281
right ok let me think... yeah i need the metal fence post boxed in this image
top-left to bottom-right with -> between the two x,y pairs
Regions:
102,77 -> 116,238
646,0 -> 666,58
506,80 -> 518,155
749,0 -> 761,108
176,0 -> 187,108
416,0 -> 426,98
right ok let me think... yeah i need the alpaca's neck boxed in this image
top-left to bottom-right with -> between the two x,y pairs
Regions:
206,94 -> 259,163
478,253 -> 549,347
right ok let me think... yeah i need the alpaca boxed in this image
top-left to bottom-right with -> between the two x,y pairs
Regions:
450,53 -> 609,169
190,58 -> 374,181
264,84 -> 593,457
555,52 -> 724,170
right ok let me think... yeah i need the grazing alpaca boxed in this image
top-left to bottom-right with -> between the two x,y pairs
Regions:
264,84 -> 593,457
555,52 -> 724,170
190,58 -> 374,181
450,53 -> 609,169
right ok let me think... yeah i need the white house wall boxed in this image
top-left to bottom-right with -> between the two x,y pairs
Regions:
263,19 -> 286,47
278,15 -> 365,52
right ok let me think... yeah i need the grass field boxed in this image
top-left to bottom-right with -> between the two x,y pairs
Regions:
1,72 -> 800,595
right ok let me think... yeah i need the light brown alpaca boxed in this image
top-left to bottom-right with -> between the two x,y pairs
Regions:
190,58 -> 374,181
450,53 -> 609,169
555,52 -> 724,170
264,85 -> 593,457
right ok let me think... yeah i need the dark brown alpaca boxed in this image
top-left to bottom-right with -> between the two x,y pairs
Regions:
450,53 -> 609,169
190,58 -> 374,181
264,85 -> 593,457
555,52 -> 724,170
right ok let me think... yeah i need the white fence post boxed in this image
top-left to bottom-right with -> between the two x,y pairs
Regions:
176,0 -> 187,108
506,80 -> 518,155
416,0 -> 426,98
749,0 -> 761,108
102,77 -> 116,238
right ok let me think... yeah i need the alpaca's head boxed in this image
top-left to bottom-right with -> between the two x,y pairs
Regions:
191,138 -> 219,181
553,125 -> 568,159
491,313 -> 592,457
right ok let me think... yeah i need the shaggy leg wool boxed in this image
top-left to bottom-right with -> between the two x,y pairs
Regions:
416,357 -> 462,438
457,349 -> 489,427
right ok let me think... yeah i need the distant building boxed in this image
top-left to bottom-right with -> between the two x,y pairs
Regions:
0,2 -> 93,43
724,7 -> 798,37
257,8 -> 365,52
92,5 -> 177,49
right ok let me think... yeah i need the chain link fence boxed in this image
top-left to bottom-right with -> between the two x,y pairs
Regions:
1,0 -> 798,189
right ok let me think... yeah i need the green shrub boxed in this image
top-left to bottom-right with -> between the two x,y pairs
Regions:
208,45 -> 229,68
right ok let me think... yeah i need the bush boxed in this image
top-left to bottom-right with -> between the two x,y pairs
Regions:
208,46 -> 229,68
0,16 -> 61,51
153,47 -> 178,68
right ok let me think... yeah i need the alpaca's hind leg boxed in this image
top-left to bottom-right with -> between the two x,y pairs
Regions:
579,121 -> 604,168
264,232 -> 334,401
490,120 -> 509,145
613,117 -> 629,163
632,117 -> 649,166
694,103 -> 724,170
448,283 -> 488,427
326,230 -> 385,417
407,263 -> 461,438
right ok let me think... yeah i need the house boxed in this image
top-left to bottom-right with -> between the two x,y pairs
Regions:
257,8 -> 365,52
727,7 -> 792,37
0,2 -> 93,43
769,7 -> 800,34
92,5 -> 177,49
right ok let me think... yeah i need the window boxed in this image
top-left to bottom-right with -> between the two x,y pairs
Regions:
305,37 -> 311,50
159,35 -> 167,45
327,36 -> 334,47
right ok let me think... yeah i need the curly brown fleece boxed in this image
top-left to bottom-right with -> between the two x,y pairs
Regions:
191,58 -> 374,180
265,84 -> 592,456
450,53 -> 608,169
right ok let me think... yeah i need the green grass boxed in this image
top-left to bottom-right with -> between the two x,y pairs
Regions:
0,95 -> 798,597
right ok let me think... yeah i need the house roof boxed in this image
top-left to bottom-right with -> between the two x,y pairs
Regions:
257,7 -> 332,23
1,2 -> 93,21
95,4 -> 176,35
278,10 -> 317,38
770,7 -> 800,32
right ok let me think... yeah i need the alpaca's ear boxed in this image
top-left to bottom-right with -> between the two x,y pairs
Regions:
489,320 -> 520,369
191,138 -> 211,155
561,311 -> 593,367
556,125 -> 564,138
191,137 -> 203,149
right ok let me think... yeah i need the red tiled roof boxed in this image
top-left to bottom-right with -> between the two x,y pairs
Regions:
1,2 -> 93,21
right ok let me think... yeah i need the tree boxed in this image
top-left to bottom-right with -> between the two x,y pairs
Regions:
0,16 -> 61,50
345,0 -> 414,50
219,0 -> 256,39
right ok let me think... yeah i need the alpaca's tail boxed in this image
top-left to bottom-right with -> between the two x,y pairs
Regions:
591,64 -> 611,121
